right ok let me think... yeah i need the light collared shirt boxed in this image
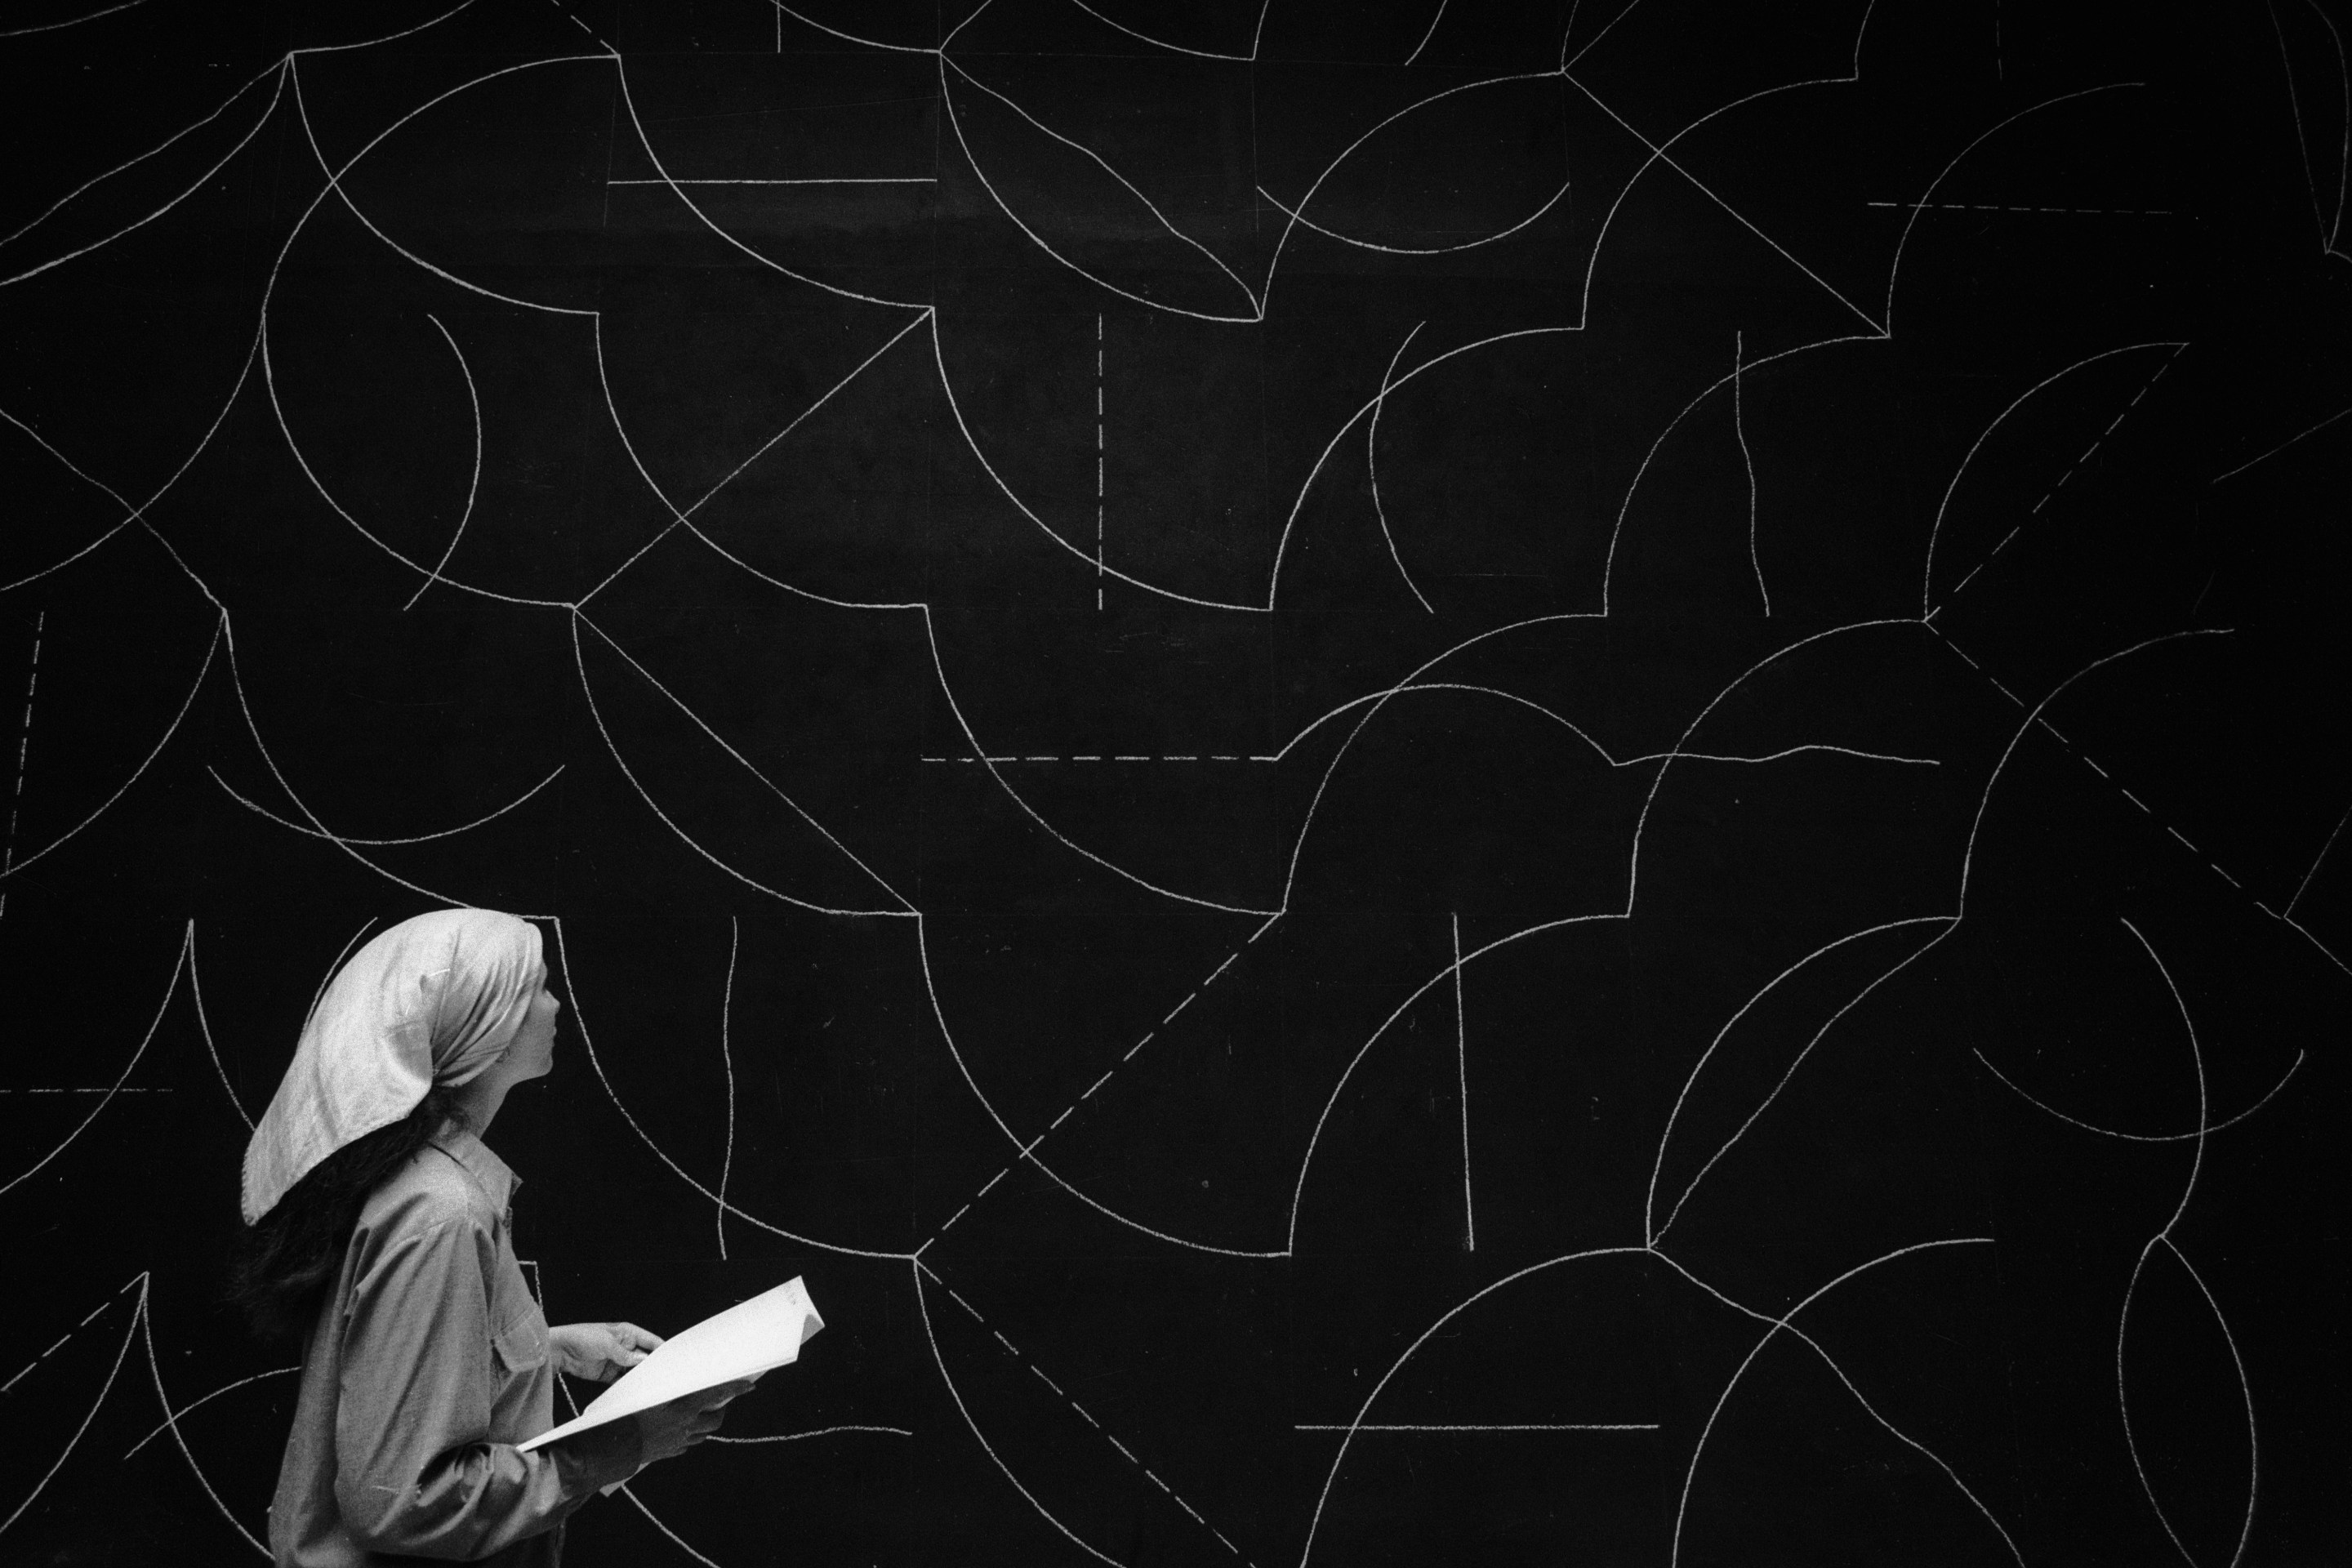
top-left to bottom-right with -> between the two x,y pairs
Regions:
269,1128 -> 638,1566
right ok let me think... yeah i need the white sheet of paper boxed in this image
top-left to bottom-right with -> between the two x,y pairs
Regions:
518,1276 -> 823,1454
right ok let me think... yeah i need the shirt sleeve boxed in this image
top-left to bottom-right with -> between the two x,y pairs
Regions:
331,1211 -> 641,1558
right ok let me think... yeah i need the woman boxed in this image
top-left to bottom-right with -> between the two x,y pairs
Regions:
234,908 -> 744,1566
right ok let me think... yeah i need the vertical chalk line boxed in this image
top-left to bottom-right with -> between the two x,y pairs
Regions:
1454,912 -> 1473,1252
1096,313 -> 1106,611
716,916 -> 740,1262
1,611 -> 47,921
1734,332 -> 1767,616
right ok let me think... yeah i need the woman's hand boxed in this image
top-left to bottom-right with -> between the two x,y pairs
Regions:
630,1380 -> 755,1463
548,1321 -> 662,1383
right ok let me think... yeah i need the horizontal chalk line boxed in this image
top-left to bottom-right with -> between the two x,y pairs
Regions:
1868,200 -> 2176,215
1294,1422 -> 1660,1431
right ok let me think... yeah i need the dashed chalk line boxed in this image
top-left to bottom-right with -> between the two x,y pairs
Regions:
921,1264 -> 1253,1561
924,918 -> 1273,1245
1942,349 -> 2180,610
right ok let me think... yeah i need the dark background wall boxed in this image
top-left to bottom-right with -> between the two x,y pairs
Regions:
0,1 -> 2344,1563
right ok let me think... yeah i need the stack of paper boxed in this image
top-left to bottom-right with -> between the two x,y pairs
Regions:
519,1276 -> 824,1454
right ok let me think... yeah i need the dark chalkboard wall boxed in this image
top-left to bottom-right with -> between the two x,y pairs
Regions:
1,1 -> 2344,1562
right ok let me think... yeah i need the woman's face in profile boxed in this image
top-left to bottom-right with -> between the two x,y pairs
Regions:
504,986 -> 561,1082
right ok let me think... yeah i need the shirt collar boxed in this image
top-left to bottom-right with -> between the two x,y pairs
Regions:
427,1124 -> 522,1210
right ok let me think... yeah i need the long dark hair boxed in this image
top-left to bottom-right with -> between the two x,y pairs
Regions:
229,1087 -> 461,1340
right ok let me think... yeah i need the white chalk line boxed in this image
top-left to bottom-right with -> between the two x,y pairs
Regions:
400,313 -> 483,612
606,176 -> 933,185
122,1366 -> 298,1457
924,914 -> 1275,1251
1882,83 -> 2145,336
911,1261 -> 1129,1568
207,764 -> 564,846
710,1424 -> 911,1444
581,308 -> 933,613
1622,619 -> 1927,913
717,916 -> 738,1262
1920,341 -> 2188,616
552,919 -> 916,1262
0,1276 -> 139,1400
1973,1045 -> 2305,1145
1936,346 -> 2182,612
1650,920 -> 1950,1243
1266,325 -> 1578,610
1867,200 -> 2177,215
261,60 -> 607,608
938,55 -> 1260,321
180,922 -> 252,1129
1645,1241 -> 2026,1568
1562,70 -> 1885,336
1062,0 -> 1256,61
2112,917 -> 2259,1568
1254,164 -> 1570,258
0,59 -> 288,289
2270,0 -> 2352,262
0,0 -> 149,38
2314,0 -> 2352,254
608,48 -> 933,310
0,610 -> 44,920
916,1262 -> 1248,1561
1735,330 -> 1768,616
279,56 -> 601,320
1274,686 -> 1936,773
1295,1245 -> 1654,1565
1931,626 -> 2223,912
1369,322 -> 1437,612
1643,915 -> 1955,1243
569,612 -> 916,919
771,1 -> 938,57
1930,624 -> 2295,948
1096,312 -> 1105,608
302,917 -> 377,1036
0,614 -> 218,888
2285,795 -> 2350,918
1,315 -> 263,600
1452,912 -> 1473,1252
914,607 -> 1277,915
0,924 -> 247,1199
1288,911 -> 1628,1254
1,1277 -> 144,1539
1403,0 -> 1450,63
215,621 -> 545,909
1594,332 -> 1883,619
1568,57 -> 1880,349
915,914 -> 1285,1258
927,311 -> 1263,612
1294,1422 -> 1658,1432
0,1087 -> 172,1094
296,0 -> 479,58
131,1278 -> 274,1555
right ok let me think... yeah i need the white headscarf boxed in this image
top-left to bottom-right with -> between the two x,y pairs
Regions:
241,909 -> 545,1224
